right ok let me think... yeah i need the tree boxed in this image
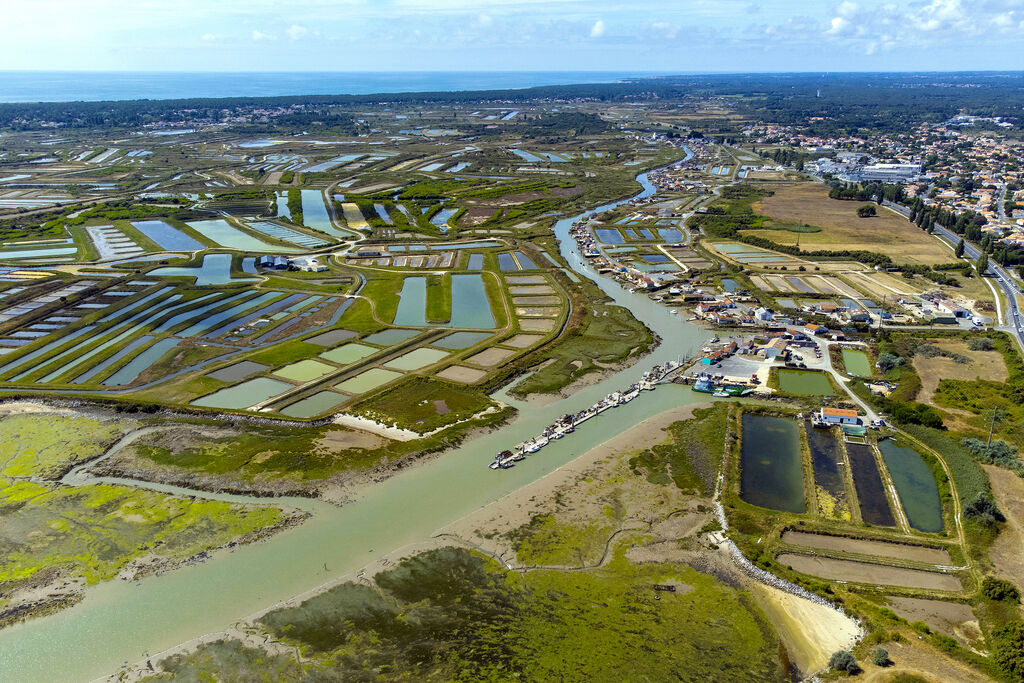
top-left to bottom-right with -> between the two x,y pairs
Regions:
993,621 -> 1024,681
955,238 -> 965,258
977,252 -> 989,274
857,204 -> 877,218
829,650 -> 860,674
872,648 -> 890,667
964,492 -> 1005,524
876,352 -> 904,373
982,576 -> 1021,603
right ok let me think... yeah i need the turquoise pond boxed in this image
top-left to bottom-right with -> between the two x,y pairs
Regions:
149,254 -> 260,286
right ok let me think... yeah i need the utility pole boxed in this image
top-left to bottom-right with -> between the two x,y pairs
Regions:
987,408 -> 1005,446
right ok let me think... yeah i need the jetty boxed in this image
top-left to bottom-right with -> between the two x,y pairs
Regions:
490,360 -> 682,469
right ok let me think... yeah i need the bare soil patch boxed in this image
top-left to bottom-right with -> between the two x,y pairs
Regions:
914,340 -> 1007,404
504,275 -> 547,285
465,347 -> 516,367
781,531 -> 951,564
886,596 -> 981,647
503,334 -> 544,349
985,464 -> 1024,611
512,296 -> 560,306
777,553 -> 962,590
436,365 -> 487,384
519,318 -> 556,332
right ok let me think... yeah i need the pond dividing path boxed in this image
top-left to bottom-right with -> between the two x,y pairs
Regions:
0,155 -> 711,681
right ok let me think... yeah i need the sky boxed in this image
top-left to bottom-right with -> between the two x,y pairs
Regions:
0,0 -> 1022,72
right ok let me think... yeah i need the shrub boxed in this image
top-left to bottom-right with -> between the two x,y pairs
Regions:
829,650 -> 860,674
872,647 -> 890,666
877,352 -> 904,373
982,576 -> 1021,603
963,492 -> 1005,524
968,337 -> 995,351
994,622 -> 1024,681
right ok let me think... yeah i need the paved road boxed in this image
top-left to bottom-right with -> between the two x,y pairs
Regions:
884,201 -> 1024,349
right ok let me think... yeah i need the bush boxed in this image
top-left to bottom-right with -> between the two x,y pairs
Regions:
872,647 -> 890,666
968,337 -> 995,351
982,576 -> 1021,603
829,650 -> 860,674
960,438 -> 1022,469
857,204 -> 878,218
994,622 -> 1024,681
877,352 -> 904,373
963,492 -> 1005,524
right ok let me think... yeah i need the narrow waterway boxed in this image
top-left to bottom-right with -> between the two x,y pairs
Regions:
0,154 -> 712,681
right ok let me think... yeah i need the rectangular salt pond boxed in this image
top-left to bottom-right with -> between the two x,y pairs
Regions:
878,439 -> 943,532
777,369 -> 835,395
776,298 -> 798,309
320,342 -> 378,365
192,377 -> 293,409
102,338 -> 180,386
497,253 -> 519,271
273,359 -> 336,382
450,274 -> 495,328
186,220 -> 291,252
721,278 -> 739,292
847,443 -> 896,526
595,229 -> 625,244
641,254 -> 669,263
658,229 -> 683,242
301,190 -> 350,238
363,328 -> 420,346
335,368 -> 403,394
712,242 -> 759,254
384,347 -> 449,371
740,415 -> 806,513
734,255 -> 789,262
207,361 -> 269,383
393,277 -> 427,326
513,252 -> 537,269
510,149 -> 543,163
0,247 -> 78,260
132,220 -> 204,251
467,254 -> 483,270
279,391 -> 348,418
842,349 -> 872,377
805,423 -> 848,518
247,221 -> 328,248
432,331 -> 491,349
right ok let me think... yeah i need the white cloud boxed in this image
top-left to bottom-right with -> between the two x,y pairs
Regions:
825,16 -> 853,35
201,32 -> 218,41
251,29 -> 276,41
286,24 -> 308,39
476,13 -> 493,27
589,18 -> 605,37
837,1 -> 859,17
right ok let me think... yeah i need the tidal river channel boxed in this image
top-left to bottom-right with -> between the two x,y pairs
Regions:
0,155 -> 712,681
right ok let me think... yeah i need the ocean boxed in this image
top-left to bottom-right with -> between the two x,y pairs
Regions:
0,71 -> 667,104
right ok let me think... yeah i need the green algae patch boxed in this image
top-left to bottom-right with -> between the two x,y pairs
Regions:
0,413 -> 288,592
